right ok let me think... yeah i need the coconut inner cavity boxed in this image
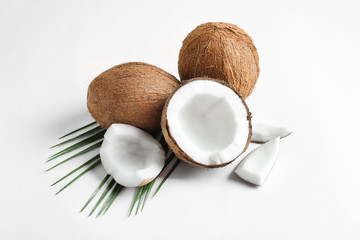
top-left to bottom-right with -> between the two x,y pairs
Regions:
166,79 -> 250,166
179,94 -> 236,151
107,137 -> 154,171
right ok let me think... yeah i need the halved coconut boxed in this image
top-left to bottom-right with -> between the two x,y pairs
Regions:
161,78 -> 252,168
100,124 -> 165,187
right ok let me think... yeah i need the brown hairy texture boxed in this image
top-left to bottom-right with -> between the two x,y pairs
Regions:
178,22 -> 260,99
161,78 -> 252,168
87,62 -> 179,131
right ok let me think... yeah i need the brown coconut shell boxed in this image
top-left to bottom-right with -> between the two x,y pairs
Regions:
87,62 -> 179,131
161,77 -> 252,168
178,22 -> 260,99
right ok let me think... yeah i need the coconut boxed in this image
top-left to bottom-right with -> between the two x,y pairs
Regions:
251,122 -> 292,143
178,22 -> 260,99
100,123 -> 165,187
161,78 -> 252,168
87,62 -> 179,131
235,137 -> 280,185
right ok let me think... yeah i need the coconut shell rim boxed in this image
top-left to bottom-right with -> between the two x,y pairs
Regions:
161,77 -> 252,168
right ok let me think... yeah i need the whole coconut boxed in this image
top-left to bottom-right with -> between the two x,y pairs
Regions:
87,62 -> 179,131
178,22 -> 260,99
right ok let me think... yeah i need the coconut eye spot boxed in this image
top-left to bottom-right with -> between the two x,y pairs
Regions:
179,94 -> 236,151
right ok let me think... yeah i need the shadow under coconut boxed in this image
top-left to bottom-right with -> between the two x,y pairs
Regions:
228,170 -> 259,189
166,160 -> 228,180
161,159 -> 259,190
160,160 -> 207,179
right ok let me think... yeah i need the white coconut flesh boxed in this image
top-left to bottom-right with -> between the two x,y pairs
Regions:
166,79 -> 251,166
100,124 -> 165,187
235,137 -> 280,185
251,122 -> 292,143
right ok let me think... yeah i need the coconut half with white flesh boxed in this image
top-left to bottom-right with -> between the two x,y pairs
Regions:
100,124 -> 165,187
161,78 -> 252,168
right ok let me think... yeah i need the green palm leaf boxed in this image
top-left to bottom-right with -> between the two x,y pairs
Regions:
51,126 -> 103,148
153,157 -> 180,197
59,121 -> 98,139
135,186 -> 147,215
129,186 -> 143,216
97,184 -> 124,217
141,180 -> 155,211
51,154 -> 100,186
48,130 -> 105,161
49,121 -> 181,217
80,174 -> 111,213
128,152 -> 178,216
88,178 -> 116,217
46,141 -> 102,171
55,159 -> 101,195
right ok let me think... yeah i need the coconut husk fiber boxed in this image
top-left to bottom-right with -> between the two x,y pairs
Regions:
87,62 -> 179,131
178,22 -> 260,99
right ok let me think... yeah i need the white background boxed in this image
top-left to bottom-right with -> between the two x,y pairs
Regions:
1,0 -> 359,239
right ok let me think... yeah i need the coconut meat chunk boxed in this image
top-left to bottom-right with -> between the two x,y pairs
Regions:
166,79 -> 251,166
251,122 -> 292,143
100,124 -> 165,187
235,137 -> 280,185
